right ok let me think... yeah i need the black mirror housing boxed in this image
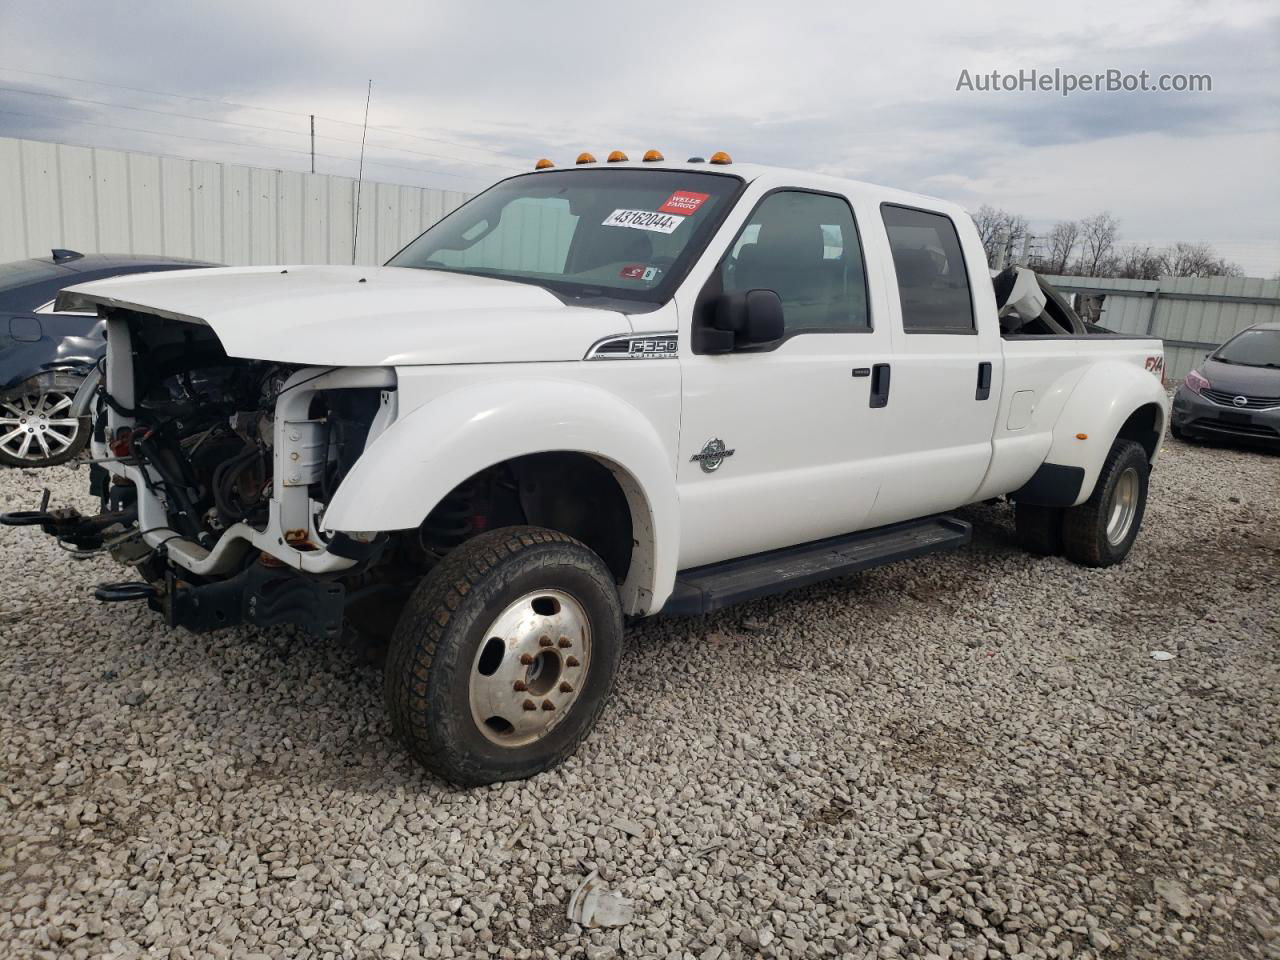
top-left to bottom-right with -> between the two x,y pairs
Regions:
710,289 -> 784,350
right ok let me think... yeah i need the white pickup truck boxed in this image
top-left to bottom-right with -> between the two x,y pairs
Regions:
5,154 -> 1169,785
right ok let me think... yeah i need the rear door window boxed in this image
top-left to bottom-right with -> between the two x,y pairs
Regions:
881,204 -> 974,334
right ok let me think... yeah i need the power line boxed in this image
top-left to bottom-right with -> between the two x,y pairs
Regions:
0,84 -> 521,173
0,65 -> 527,165
0,107 -> 489,185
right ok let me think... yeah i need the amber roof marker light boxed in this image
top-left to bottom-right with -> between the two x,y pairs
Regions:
534,158 -> 555,170
607,150 -> 629,163
576,152 -> 597,165
642,149 -> 664,162
709,151 -> 733,165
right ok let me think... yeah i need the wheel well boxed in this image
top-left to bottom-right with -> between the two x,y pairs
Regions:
1116,403 -> 1163,462
421,452 -> 635,584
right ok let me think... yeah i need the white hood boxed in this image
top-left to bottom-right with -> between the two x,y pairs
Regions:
56,265 -> 632,366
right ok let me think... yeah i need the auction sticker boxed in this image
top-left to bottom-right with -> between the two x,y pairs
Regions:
602,209 -> 684,234
658,191 -> 710,215
619,264 -> 661,281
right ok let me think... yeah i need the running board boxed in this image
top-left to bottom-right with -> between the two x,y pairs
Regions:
661,515 -> 971,616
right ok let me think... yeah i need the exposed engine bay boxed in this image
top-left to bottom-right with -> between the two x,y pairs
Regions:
5,310 -> 630,641
4,312 -> 398,638
93,315 -> 385,549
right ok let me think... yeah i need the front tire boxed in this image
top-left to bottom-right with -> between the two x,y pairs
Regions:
385,526 -> 623,786
1062,439 -> 1150,568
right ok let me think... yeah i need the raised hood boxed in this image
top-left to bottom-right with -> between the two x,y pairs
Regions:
56,265 -> 632,366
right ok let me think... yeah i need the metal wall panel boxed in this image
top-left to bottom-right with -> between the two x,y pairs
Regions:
1046,274 -> 1280,380
20,139 -> 61,258
57,144 -> 97,251
0,135 -> 471,267
159,156 -> 195,259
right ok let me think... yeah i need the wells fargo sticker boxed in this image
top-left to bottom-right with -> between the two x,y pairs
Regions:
602,209 -> 684,234
658,191 -> 710,215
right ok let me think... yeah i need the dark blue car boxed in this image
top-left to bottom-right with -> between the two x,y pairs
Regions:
1,250 -> 217,467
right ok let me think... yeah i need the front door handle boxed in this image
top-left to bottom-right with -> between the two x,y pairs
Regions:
870,363 -> 891,408
976,361 -> 993,401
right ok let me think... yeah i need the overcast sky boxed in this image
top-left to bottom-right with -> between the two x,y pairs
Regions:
2,0 -> 1277,274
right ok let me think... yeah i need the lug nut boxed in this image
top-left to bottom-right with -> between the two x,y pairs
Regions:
541,699 -> 555,711
566,656 -> 580,667
557,636 -> 572,648
538,635 -> 553,647
520,653 -> 535,665
559,681 -> 573,693
523,699 -> 537,711
513,680 -> 528,692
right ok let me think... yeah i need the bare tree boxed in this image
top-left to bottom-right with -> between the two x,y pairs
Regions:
972,205 -> 1005,266
1114,245 -> 1168,280
1075,212 -> 1120,278
1164,241 -> 1242,278
1044,220 -> 1081,275
971,205 -> 1028,268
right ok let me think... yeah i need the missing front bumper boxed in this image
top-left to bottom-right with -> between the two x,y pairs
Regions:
155,563 -> 346,639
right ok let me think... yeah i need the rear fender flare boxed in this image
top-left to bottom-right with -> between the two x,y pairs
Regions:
1034,360 -> 1169,507
322,378 -> 678,615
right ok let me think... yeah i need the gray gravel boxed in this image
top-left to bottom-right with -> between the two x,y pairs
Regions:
1,437 -> 1278,960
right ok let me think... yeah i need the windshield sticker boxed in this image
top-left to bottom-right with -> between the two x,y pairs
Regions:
658,191 -> 710,216
619,264 -> 661,281
602,209 -> 684,234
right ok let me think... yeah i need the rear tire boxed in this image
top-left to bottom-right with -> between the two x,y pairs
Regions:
384,526 -> 623,786
1014,503 -> 1063,556
1062,440 -> 1150,568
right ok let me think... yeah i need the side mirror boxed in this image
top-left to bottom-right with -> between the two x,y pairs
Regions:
703,290 -> 784,353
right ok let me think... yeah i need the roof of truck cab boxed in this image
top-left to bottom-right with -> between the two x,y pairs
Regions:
524,160 -> 969,218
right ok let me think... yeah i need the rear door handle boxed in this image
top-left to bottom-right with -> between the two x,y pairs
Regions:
976,361 -> 993,401
869,363 -> 891,408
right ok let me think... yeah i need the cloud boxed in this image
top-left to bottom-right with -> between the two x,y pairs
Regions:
0,0 -> 1277,273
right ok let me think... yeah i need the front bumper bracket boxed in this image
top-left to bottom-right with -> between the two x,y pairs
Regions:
159,563 -> 346,639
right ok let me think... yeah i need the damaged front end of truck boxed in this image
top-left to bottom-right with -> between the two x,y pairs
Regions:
3,301 -> 398,640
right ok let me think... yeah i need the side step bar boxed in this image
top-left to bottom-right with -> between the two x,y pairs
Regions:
661,515 -> 971,616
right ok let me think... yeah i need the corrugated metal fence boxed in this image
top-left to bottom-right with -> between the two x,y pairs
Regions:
2,135 -> 1275,378
1044,274 -> 1280,380
0,136 -> 473,267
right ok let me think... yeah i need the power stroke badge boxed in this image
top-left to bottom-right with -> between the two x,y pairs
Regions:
690,438 -> 735,473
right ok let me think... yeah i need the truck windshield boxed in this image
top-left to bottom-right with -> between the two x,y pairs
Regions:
388,168 -> 743,304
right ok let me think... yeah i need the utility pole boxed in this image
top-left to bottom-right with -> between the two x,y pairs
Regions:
310,115 -> 315,174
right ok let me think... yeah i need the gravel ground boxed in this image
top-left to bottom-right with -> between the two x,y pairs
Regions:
1,437 -> 1277,960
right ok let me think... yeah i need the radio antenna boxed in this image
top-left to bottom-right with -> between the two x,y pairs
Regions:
352,79 -> 372,265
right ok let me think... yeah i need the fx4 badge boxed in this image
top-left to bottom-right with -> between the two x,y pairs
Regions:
691,438 -> 735,473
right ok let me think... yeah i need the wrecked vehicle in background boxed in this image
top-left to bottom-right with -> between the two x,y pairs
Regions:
0,251 -> 216,467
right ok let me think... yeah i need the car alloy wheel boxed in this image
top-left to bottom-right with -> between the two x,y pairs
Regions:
0,390 -> 85,466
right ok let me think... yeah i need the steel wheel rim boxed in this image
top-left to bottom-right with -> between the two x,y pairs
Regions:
468,589 -> 591,747
0,391 -> 81,463
1106,467 -> 1140,545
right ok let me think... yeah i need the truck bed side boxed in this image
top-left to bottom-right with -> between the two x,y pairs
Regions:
976,334 -> 1168,507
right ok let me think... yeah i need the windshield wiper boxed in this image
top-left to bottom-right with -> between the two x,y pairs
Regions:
1217,359 -> 1279,369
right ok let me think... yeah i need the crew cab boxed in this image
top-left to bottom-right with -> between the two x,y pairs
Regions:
3,153 -> 1169,785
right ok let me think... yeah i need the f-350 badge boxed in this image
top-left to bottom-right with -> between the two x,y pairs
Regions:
691,438 -> 735,473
